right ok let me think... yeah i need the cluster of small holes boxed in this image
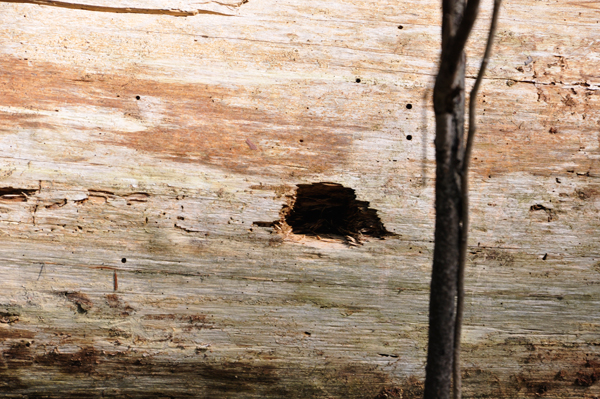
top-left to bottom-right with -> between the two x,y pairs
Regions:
351,68 -> 414,144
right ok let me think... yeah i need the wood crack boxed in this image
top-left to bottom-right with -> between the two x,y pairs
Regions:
1,0 -> 235,16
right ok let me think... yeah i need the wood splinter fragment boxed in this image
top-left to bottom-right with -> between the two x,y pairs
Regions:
1,0 -> 234,17
245,139 -> 258,150
113,270 -> 118,292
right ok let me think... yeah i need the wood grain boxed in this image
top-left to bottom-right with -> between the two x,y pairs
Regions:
0,0 -> 599,397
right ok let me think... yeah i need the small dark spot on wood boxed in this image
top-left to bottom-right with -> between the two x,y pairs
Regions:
537,384 -> 549,395
542,253 -> 547,260
554,370 -> 567,381
530,204 -> 549,211
304,331 -> 311,336
406,135 -> 412,140
63,292 -> 93,314
406,103 -> 412,109
355,78 -> 361,83
398,25 -> 403,29
252,221 -> 276,227
135,95 -> 141,100
121,258 -> 127,263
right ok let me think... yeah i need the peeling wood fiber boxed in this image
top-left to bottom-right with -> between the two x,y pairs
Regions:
0,0 -> 244,16
0,0 -> 599,397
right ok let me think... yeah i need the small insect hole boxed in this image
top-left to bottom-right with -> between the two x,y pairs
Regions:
121,258 -> 127,263
406,104 -> 412,109
398,25 -> 403,29
406,135 -> 413,140
135,96 -> 141,100
355,78 -> 361,83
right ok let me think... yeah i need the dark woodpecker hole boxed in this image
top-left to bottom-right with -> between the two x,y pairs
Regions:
135,96 -> 141,100
254,182 -> 393,243
398,25 -> 403,29
406,135 -> 413,140
121,258 -> 127,263
406,103 -> 412,109
355,78 -> 361,83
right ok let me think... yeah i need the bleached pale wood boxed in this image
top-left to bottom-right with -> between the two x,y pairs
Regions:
0,0 -> 599,397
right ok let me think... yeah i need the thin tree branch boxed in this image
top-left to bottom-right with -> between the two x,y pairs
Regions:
453,1 -> 502,399
450,0 -> 482,64
435,0 -> 482,107
441,0 -> 457,48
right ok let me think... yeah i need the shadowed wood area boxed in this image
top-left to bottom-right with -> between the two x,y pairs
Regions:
0,0 -> 599,397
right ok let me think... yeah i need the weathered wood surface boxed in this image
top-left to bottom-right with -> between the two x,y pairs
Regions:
0,0 -> 599,397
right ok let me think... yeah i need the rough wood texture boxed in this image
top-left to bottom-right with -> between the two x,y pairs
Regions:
0,0 -> 599,397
